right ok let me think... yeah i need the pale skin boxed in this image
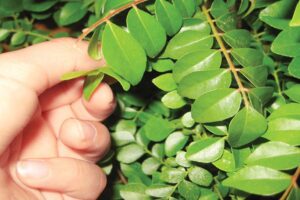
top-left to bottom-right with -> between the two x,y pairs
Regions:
0,38 -> 116,200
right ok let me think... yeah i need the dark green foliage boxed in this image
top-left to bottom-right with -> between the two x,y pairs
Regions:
1,0 -> 300,199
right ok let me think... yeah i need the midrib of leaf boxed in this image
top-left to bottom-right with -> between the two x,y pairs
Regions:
133,7 -> 157,52
159,0 -> 176,33
173,34 -> 213,50
189,50 -> 219,72
202,5 -> 250,107
203,90 -> 237,115
188,70 -> 228,89
108,22 -> 134,69
189,139 -> 220,158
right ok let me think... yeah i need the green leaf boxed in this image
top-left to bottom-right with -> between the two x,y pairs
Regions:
152,143 -> 165,159
288,188 -> 300,200
155,0 -> 183,36
160,167 -> 186,183
147,100 -> 170,117
285,84 -> 300,103
88,28 -> 101,60
181,112 -> 195,128
136,127 -> 150,147
102,22 -> 147,85
0,0 -> 23,13
117,143 -> 145,163
288,57 -> 300,78
11,32 -> 26,46
55,2 -> 87,26
268,103 -> 300,120
112,131 -> 135,147
121,163 -> 151,185
152,59 -> 174,72
213,149 -> 235,172
264,103 -> 300,146
175,151 -> 192,167
98,67 -> 131,91
290,1 -> 300,26
173,0 -> 196,18
127,8 -> 166,58
165,131 -> 189,157
188,166 -> 213,186
246,141 -> 300,170
83,72 -> 104,100
228,106 -> 268,147
120,183 -> 150,200
163,30 -> 213,59
192,88 -> 242,123
231,48 -> 264,67
249,87 -> 274,112
210,0 -> 229,18
116,120 -> 136,134
223,166 -> 291,195
180,18 -> 211,34
0,29 -> 10,42
223,29 -> 252,48
215,13 -> 238,32
178,69 -> 232,99
205,124 -> 228,136
104,0 -> 132,14
144,117 -> 175,142
186,138 -> 225,163
152,73 -> 177,92
259,0 -> 297,30
60,70 -> 90,81
95,0 -> 106,17
232,147 -> 251,169
145,184 -> 174,198
271,27 -> 300,57
142,157 -> 161,175
23,0 -> 57,12
161,90 -> 186,109
240,66 -> 268,87
178,180 -> 201,200
173,49 -> 222,82
199,188 -> 218,200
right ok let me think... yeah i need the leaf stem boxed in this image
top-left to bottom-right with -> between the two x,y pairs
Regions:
8,29 -> 52,40
117,169 -> 128,184
280,167 -> 300,200
77,0 -> 150,41
202,5 -> 250,108
273,69 -> 283,96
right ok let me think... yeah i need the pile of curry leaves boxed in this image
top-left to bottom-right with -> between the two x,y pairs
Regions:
1,0 -> 300,199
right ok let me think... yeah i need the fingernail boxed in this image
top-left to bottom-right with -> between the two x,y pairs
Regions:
17,160 -> 49,179
78,121 -> 97,141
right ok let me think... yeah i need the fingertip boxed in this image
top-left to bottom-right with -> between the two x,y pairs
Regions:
59,118 -> 111,161
84,83 -> 116,118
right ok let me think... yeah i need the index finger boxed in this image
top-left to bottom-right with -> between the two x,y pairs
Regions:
0,38 -> 104,94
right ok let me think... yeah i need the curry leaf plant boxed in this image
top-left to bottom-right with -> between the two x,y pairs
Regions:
1,0 -> 300,199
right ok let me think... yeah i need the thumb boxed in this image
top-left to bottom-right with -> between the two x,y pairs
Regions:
0,38 -> 103,155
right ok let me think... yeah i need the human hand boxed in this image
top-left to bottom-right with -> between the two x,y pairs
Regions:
0,38 -> 115,200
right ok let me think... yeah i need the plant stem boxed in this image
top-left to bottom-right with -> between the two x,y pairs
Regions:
273,69 -> 283,96
202,5 -> 250,108
8,29 -> 52,40
78,0 -> 150,41
280,167 -> 300,200
117,169 -> 128,184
